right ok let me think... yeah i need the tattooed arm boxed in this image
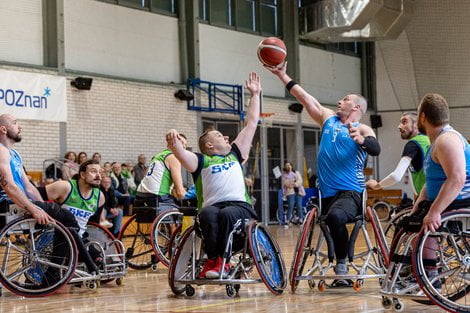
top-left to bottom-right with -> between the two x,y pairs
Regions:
0,146 -> 51,224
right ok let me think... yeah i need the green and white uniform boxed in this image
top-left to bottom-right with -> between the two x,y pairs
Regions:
193,146 -> 251,209
408,134 -> 430,194
137,149 -> 173,196
61,179 -> 101,236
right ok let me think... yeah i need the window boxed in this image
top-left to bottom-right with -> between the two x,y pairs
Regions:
200,0 -> 280,36
99,0 -> 178,15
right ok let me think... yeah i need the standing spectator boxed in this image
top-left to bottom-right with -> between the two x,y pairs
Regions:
133,154 -> 147,187
110,162 -> 133,215
77,151 -> 88,165
62,151 -> 79,180
92,152 -> 102,165
99,175 -> 123,237
281,161 -> 305,228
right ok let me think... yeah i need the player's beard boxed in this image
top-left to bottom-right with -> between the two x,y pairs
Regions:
7,129 -> 21,142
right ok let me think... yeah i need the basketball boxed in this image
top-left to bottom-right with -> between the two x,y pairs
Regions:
257,37 -> 287,68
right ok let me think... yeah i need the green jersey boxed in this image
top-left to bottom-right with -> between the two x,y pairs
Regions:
408,134 -> 430,195
61,179 -> 101,235
137,149 -> 173,196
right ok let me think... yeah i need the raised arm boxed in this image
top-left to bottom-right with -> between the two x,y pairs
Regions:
233,72 -> 261,159
265,63 -> 334,126
166,154 -> 187,199
0,146 -> 51,224
166,129 -> 199,173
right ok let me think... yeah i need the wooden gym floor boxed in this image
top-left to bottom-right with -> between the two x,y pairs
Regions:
0,224 -> 448,313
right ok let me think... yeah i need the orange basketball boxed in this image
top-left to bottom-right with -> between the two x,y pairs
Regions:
257,37 -> 287,68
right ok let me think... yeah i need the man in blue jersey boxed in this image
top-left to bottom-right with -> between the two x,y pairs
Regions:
0,114 -> 76,226
266,63 -> 380,283
166,72 -> 260,279
412,93 -> 470,230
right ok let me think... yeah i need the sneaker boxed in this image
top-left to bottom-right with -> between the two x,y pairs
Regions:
205,257 -> 230,279
198,258 -> 216,279
100,220 -> 113,228
334,262 -> 349,275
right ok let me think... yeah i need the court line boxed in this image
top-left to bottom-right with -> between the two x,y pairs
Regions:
172,296 -> 259,312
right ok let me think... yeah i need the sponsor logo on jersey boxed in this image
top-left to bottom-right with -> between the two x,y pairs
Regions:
211,161 -> 236,174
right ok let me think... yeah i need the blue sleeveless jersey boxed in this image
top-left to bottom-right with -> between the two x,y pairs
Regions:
0,147 -> 26,202
424,126 -> 470,200
318,116 -> 367,197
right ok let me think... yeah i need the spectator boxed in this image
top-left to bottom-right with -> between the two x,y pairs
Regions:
92,152 -> 102,165
122,162 -> 137,196
62,151 -> 79,180
99,175 -> 123,237
281,161 -> 305,228
133,154 -> 147,187
110,162 -> 134,215
102,162 -> 112,177
77,151 -> 88,165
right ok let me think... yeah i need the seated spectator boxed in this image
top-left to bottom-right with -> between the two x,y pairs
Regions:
77,151 -> 88,165
92,152 -> 102,165
122,162 -> 137,196
110,162 -> 134,215
133,154 -> 147,187
99,175 -> 123,237
102,162 -> 112,177
62,151 -> 79,180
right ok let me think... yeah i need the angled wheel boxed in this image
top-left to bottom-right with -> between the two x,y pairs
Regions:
86,222 -> 123,284
289,208 -> 317,292
366,206 -> 390,268
248,222 -> 286,295
151,209 -> 183,268
0,217 -> 78,297
412,210 -> 470,313
168,226 -> 201,296
118,215 -> 155,270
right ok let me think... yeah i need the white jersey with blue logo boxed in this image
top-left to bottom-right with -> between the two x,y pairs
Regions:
318,115 -> 367,197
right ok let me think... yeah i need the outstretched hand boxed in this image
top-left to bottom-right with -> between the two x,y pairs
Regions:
348,123 -> 365,145
245,72 -> 261,95
263,61 -> 287,77
166,129 -> 184,149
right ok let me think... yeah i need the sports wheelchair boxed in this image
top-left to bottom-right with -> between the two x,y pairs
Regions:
0,203 -> 126,297
168,207 -> 287,297
118,202 -> 178,270
289,190 -> 385,293
369,206 -> 470,312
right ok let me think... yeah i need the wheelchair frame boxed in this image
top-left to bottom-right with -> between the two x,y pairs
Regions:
0,205 -> 126,297
368,205 -> 470,312
289,190 -> 385,293
168,218 -> 287,297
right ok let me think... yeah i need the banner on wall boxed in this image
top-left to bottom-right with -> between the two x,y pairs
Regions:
0,69 -> 67,122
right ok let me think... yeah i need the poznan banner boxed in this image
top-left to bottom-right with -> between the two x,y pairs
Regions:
0,69 -> 67,122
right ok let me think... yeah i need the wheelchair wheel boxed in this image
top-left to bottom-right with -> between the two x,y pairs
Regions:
168,226 -> 201,295
366,206 -> 390,268
151,209 -> 183,268
118,215 -> 155,270
0,217 -> 78,297
372,201 -> 391,222
383,208 -> 412,245
289,208 -> 317,292
248,222 -> 287,295
86,222 -> 123,283
412,210 -> 470,313
167,224 -> 182,263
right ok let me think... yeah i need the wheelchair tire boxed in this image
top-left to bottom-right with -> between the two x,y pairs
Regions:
86,222 -> 123,284
412,210 -> 470,313
366,206 -> 390,268
248,222 -> 286,295
118,214 -> 155,270
151,209 -> 183,268
289,208 -> 317,292
167,224 -> 182,264
0,217 -> 78,297
168,226 -> 201,296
